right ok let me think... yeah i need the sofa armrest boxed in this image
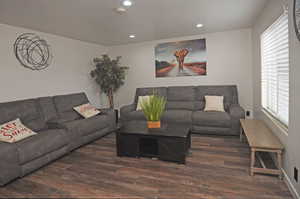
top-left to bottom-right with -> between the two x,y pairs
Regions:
229,104 -> 245,119
120,104 -> 136,122
99,108 -> 116,128
120,104 -> 136,115
0,143 -> 21,186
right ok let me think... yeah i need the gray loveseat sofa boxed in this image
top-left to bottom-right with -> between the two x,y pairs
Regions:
120,85 -> 245,135
0,92 -> 116,186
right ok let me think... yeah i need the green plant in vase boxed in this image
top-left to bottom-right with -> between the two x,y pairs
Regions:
140,95 -> 167,128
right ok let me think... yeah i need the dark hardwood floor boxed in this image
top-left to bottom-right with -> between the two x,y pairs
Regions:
0,134 -> 293,199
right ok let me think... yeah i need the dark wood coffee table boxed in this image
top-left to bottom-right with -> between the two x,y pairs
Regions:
116,121 -> 191,164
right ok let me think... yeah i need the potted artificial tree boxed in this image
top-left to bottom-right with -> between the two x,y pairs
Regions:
140,95 -> 166,129
90,54 -> 129,110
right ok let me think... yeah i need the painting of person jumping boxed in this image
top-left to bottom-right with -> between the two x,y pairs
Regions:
155,39 -> 207,78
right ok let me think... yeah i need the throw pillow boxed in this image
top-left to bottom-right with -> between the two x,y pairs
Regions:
0,118 -> 37,143
136,96 -> 151,111
73,103 -> 101,119
204,96 -> 225,112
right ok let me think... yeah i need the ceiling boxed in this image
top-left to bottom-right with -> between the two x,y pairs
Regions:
0,0 -> 268,46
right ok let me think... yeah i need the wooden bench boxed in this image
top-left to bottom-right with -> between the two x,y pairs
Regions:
240,119 -> 284,179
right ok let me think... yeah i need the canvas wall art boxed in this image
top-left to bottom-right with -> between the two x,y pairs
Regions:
155,38 -> 207,78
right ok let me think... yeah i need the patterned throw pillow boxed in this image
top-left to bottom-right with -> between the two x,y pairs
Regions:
136,96 -> 151,111
73,103 -> 101,119
0,119 -> 37,143
204,96 -> 225,112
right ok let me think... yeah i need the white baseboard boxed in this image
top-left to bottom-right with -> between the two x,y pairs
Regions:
283,169 -> 300,199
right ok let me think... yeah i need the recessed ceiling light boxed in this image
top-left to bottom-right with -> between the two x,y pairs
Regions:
114,7 -> 127,14
196,23 -> 204,28
123,0 -> 132,7
129,34 -> 135,38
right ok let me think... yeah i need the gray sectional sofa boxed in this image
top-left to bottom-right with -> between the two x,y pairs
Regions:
0,92 -> 116,186
120,85 -> 245,135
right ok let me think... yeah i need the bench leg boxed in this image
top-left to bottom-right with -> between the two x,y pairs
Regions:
240,128 -> 242,142
277,151 -> 283,180
240,128 -> 244,142
250,148 -> 255,176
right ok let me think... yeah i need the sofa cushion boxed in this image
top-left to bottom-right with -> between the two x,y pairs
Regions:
37,97 -> 58,122
134,87 -> 167,104
166,101 -> 195,110
192,111 -> 231,128
166,86 -> 196,111
136,96 -> 151,111
167,86 -> 195,101
16,129 -> 67,164
0,99 -> 46,131
204,96 -> 225,112
194,101 -> 205,110
124,110 -> 146,121
60,111 -> 81,122
195,86 -> 238,111
73,103 -> 100,119
162,110 -> 192,124
0,119 -> 37,143
63,114 -> 110,137
53,93 -> 89,121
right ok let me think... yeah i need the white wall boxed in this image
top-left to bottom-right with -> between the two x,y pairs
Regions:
108,29 -> 254,112
0,23 -> 107,107
252,0 -> 300,197
287,0 -> 300,196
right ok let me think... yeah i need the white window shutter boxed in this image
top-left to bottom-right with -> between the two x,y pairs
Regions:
261,13 -> 289,126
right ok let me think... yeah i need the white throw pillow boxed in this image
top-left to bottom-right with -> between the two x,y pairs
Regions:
204,96 -> 225,112
136,96 -> 151,111
73,103 -> 101,119
0,118 -> 37,143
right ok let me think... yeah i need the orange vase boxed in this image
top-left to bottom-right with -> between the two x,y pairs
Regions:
147,121 -> 161,129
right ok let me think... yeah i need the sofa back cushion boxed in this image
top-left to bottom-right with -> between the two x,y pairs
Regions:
166,86 -> 196,110
37,97 -> 58,122
0,99 -> 46,131
133,85 -> 239,111
134,87 -> 167,104
53,92 -> 89,121
195,85 -> 238,111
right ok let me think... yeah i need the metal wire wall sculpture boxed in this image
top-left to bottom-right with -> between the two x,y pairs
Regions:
13,33 -> 53,70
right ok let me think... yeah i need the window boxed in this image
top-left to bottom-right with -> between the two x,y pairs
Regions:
261,13 -> 289,127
